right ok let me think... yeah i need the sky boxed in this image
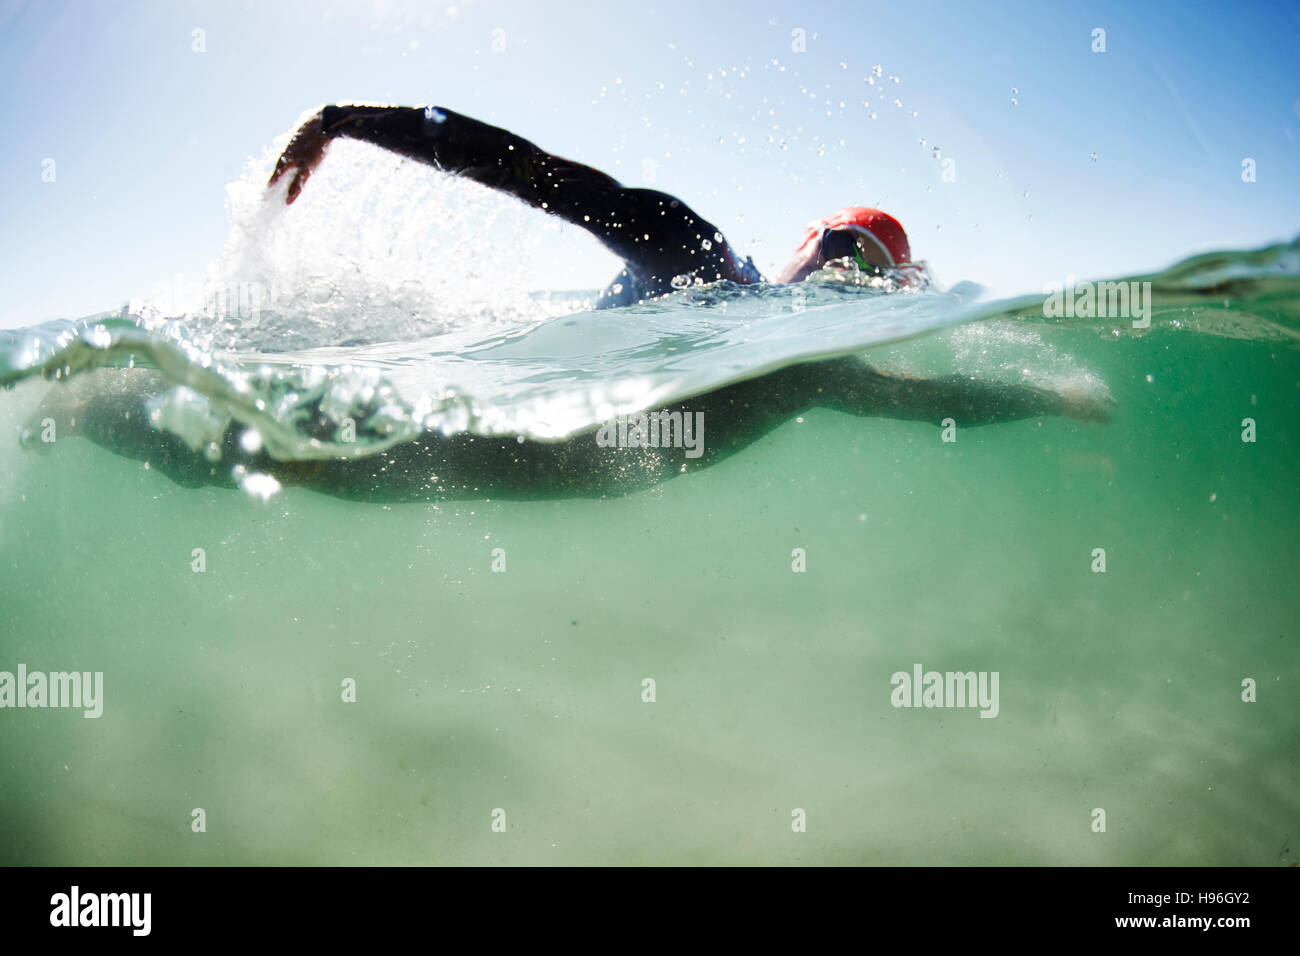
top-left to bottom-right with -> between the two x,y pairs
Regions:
0,0 -> 1297,327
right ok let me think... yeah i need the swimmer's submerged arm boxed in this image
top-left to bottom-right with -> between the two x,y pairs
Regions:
805,358 -> 1113,425
269,104 -> 747,282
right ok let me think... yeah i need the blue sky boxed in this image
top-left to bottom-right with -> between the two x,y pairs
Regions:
1,0 -> 1297,326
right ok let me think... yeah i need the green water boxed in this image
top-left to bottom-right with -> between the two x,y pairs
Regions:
1,316 -> 1295,865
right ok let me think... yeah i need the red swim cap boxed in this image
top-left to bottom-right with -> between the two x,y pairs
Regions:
796,206 -> 911,267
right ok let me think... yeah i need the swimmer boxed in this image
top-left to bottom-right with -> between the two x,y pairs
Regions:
20,104 -> 1115,500
268,103 -> 914,307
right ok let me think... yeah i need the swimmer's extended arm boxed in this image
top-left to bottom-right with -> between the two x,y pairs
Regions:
804,358 -> 1113,425
269,104 -> 751,285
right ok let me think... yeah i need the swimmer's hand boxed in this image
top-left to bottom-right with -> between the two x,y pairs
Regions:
1059,384 -> 1115,424
269,109 -> 332,204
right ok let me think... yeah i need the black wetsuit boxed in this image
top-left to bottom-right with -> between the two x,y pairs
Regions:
73,360 -> 1071,502
49,106 -> 1093,501
318,104 -> 763,308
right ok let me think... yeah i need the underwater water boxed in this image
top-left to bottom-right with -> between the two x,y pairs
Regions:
0,144 -> 1296,865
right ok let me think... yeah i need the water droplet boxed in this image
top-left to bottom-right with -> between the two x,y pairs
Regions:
872,65 -> 883,77
701,239 -> 713,250
1090,152 -> 1098,162
931,147 -> 941,159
